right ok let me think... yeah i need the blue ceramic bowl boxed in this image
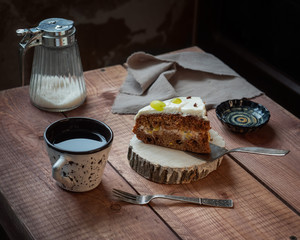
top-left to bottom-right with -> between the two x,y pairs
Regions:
216,99 -> 270,133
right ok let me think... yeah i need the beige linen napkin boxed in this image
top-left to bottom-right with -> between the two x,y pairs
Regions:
112,51 -> 263,114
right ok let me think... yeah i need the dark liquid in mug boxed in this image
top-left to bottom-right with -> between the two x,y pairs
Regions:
53,130 -> 107,152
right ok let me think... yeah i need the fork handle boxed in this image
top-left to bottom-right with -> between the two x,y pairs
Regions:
152,195 -> 233,207
228,147 -> 289,156
152,195 -> 200,204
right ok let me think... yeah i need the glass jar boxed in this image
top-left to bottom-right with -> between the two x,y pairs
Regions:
17,18 -> 86,112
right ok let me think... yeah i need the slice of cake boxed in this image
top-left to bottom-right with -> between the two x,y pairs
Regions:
132,96 -> 211,153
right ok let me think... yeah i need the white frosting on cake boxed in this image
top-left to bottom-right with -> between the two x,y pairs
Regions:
134,97 -> 208,121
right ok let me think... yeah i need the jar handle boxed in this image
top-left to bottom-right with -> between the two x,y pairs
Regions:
16,28 -> 43,86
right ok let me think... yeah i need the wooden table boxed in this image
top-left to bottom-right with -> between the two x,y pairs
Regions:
1,47 -> 299,240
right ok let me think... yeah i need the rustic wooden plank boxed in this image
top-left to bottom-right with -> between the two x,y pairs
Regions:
79,50 -> 300,213
0,75 -> 178,239
126,45 -> 300,213
2,49 -> 299,240
86,109 -> 300,239
65,65 -> 300,239
94,113 -> 300,239
126,159 -> 300,240
185,46 -> 300,213
209,94 -> 300,213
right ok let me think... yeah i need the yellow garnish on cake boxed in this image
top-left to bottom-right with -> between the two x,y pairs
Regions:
150,100 -> 166,111
171,98 -> 182,104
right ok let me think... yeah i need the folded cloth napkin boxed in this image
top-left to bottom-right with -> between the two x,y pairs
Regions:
112,51 -> 263,114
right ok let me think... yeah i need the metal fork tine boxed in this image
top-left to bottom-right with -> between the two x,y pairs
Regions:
113,191 -> 136,201
112,188 -> 138,199
112,190 -> 126,197
113,195 -> 139,204
113,188 -> 137,197
112,189 -> 141,204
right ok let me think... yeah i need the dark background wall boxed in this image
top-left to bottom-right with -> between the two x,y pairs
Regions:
196,0 -> 300,117
0,0 -> 299,118
0,0 -> 196,89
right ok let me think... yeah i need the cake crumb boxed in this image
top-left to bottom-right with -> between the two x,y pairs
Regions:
194,103 -> 198,107
187,96 -> 191,99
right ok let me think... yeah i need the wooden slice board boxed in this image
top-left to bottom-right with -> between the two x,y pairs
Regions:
128,129 -> 225,184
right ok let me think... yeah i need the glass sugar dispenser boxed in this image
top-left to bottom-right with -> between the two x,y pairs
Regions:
16,18 -> 86,112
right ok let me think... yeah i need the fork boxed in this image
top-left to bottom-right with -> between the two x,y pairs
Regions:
187,143 -> 290,161
112,188 -> 233,208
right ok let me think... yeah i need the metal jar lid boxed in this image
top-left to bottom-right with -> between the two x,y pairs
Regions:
17,18 -> 76,48
38,18 -> 76,47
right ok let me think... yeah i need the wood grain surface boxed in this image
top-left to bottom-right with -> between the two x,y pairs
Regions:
0,67 -> 178,240
127,131 -> 224,184
1,48 -> 299,240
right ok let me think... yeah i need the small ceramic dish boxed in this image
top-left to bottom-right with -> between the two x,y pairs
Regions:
215,99 -> 270,133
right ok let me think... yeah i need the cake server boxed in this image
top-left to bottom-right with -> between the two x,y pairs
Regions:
113,188 -> 233,208
187,143 -> 289,161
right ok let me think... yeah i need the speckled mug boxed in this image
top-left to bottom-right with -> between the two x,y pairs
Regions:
44,117 -> 113,192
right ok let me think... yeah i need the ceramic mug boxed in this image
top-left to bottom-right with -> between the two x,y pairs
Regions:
44,117 -> 113,192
